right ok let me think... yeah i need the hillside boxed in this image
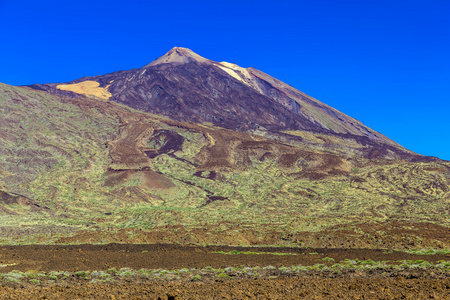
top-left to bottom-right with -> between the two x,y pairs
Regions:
0,80 -> 449,248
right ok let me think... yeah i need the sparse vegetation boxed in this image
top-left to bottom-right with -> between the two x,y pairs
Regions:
0,83 -> 449,250
1,258 -> 449,286
215,250 -> 297,256
404,249 -> 450,255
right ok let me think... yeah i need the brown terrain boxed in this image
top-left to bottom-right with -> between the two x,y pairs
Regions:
0,244 -> 449,299
61,90 -> 355,211
54,221 -> 450,251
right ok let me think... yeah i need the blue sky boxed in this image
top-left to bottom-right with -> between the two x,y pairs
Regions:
0,0 -> 449,160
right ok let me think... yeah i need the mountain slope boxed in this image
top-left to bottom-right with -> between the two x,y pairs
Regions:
0,82 -> 449,248
30,47 -> 400,151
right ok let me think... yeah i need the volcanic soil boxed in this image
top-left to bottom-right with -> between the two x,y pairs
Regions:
0,244 -> 449,299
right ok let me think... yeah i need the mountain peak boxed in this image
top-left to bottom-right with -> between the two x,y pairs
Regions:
144,47 -> 210,67
30,47 -> 402,151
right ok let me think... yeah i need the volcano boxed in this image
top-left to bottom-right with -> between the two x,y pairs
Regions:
0,47 -> 446,248
30,47 -> 402,150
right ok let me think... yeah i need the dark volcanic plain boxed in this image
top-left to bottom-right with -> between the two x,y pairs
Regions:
0,244 -> 450,299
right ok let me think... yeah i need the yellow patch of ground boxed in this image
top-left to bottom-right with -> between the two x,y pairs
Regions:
216,62 -> 264,94
56,81 -> 112,100
216,65 -> 248,85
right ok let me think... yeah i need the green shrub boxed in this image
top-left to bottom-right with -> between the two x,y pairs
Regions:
26,270 -> 39,277
312,264 -> 327,270
191,274 -> 201,281
74,271 -> 89,278
321,257 -> 335,262
217,273 -> 231,279
359,259 -> 377,266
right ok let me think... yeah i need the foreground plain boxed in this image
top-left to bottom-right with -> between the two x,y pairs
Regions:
0,244 -> 449,299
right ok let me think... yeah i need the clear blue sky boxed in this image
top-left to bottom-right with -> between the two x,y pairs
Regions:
1,0 -> 449,160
